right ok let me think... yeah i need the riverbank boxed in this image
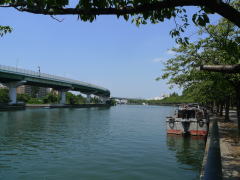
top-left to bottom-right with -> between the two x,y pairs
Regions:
0,104 -> 111,111
201,111 -> 240,179
26,104 -> 111,108
0,104 -> 25,111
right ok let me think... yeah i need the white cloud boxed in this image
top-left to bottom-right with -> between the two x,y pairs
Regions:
152,57 -> 163,63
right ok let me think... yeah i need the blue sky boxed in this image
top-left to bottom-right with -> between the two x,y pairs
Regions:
0,6 -> 219,98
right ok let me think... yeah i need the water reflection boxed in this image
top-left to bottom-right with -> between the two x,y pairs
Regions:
0,106 -> 204,179
0,108 -> 111,152
167,134 -> 206,170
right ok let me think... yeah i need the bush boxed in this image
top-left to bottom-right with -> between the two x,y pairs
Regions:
43,93 -> 59,104
28,98 -> 43,104
17,94 -> 31,103
106,99 -> 116,106
0,88 -> 9,104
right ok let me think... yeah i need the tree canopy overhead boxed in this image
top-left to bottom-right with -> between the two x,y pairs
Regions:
0,0 -> 239,45
1,0 -> 240,27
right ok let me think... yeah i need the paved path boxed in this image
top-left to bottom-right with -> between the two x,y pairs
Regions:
218,110 -> 240,179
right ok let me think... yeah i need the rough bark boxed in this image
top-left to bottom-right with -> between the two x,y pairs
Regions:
200,64 -> 240,73
225,96 -> 230,122
207,0 -> 240,28
220,103 -> 223,116
216,103 -> 220,113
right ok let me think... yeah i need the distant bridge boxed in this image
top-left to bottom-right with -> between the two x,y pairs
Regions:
0,65 -> 110,104
111,97 -> 144,101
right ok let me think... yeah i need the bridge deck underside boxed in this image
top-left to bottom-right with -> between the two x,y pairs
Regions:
0,72 -> 110,97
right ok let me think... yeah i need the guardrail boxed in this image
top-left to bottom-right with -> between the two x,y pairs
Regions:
0,64 -> 109,92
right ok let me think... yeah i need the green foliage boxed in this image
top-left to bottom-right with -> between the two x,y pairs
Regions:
106,99 -> 116,106
128,92 -> 194,105
66,92 -> 78,105
27,98 -> 43,104
0,26 -> 12,37
31,86 -> 40,98
77,94 -> 86,104
90,96 -> 101,104
43,93 -> 59,103
17,93 -> 31,103
0,88 -> 9,104
66,92 -> 86,105
158,16 -> 240,107
148,92 -> 194,105
4,0 -> 238,44
1,0 -> 239,45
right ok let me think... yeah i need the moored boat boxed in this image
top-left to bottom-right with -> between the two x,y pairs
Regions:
166,104 -> 209,136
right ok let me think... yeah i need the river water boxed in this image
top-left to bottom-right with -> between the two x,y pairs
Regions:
0,105 -> 205,180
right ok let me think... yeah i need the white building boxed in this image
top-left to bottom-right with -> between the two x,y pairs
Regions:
149,94 -> 170,100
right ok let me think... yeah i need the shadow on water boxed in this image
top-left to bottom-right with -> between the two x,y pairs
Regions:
166,134 -> 206,171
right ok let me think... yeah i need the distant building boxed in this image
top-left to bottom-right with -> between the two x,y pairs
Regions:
17,85 -> 50,98
149,94 -> 170,101
152,96 -> 164,100
115,99 -> 128,104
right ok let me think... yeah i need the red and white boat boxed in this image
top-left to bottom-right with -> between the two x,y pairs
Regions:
166,104 -> 209,136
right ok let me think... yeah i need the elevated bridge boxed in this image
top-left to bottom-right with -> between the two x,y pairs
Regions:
111,97 -> 144,101
0,65 -> 110,104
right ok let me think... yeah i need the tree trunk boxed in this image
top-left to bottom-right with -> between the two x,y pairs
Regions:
225,96 -> 230,122
216,103 -> 220,113
211,101 -> 214,113
235,85 -> 240,131
230,96 -> 234,110
220,103 -> 223,116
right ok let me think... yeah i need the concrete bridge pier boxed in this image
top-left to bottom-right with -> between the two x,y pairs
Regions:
60,90 -> 68,105
5,81 -> 26,104
86,94 -> 91,104
8,84 -> 17,104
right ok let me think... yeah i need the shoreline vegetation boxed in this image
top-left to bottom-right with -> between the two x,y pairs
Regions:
0,88 -> 115,106
128,92 -> 194,106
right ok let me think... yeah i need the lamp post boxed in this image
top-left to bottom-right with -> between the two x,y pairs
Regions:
38,66 -> 41,76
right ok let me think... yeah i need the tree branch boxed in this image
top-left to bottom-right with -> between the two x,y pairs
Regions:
3,0 -> 240,27
50,15 -> 64,22
200,64 -> 240,73
207,1 -> 240,28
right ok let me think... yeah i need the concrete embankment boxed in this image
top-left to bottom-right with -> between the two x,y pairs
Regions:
201,111 -> 240,179
0,105 -> 25,111
26,104 -> 112,108
0,104 -> 111,111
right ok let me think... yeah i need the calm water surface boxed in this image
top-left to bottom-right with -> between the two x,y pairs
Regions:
0,105 -> 205,180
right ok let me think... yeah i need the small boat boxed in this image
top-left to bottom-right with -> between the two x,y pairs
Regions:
166,104 -> 209,136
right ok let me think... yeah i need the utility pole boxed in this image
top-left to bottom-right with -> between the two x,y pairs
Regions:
38,66 -> 41,76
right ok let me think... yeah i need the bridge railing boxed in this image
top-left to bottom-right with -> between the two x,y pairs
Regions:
0,64 -> 109,92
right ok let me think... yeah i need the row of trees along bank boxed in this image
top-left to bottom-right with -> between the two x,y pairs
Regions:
128,92 -> 194,105
157,14 -> 240,130
0,89 -> 107,105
